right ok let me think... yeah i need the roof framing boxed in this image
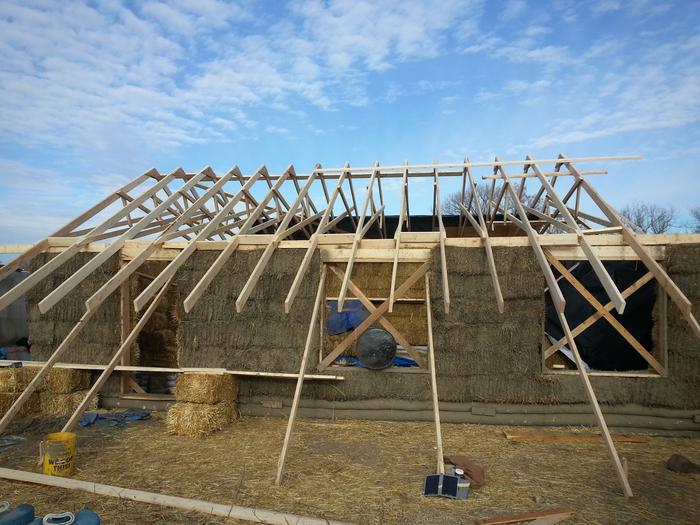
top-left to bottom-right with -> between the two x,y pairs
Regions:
1,153 -> 699,499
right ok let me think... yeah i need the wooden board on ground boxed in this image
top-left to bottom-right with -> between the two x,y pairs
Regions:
474,508 -> 575,525
504,431 -> 648,444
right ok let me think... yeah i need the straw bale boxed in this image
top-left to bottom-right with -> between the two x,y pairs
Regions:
0,392 -> 41,416
44,368 -> 91,394
166,401 -> 237,436
666,243 -> 700,274
26,252 -> 121,364
325,262 -> 425,300
0,367 -> 40,393
175,373 -> 239,404
39,390 -> 97,417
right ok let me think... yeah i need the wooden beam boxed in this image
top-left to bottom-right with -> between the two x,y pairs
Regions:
425,273 -> 444,475
0,360 -> 343,380
275,266 -> 326,485
528,156 -> 626,314
389,163 -> 409,313
0,468 -> 353,525
475,508 -> 575,525
495,164 -> 565,312
558,309 -> 633,497
503,431 -> 647,443
433,168 -> 450,314
461,158 -> 505,313
336,163 -> 380,312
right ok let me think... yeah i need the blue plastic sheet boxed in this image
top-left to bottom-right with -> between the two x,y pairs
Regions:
325,300 -> 370,335
80,409 -> 150,428
334,355 -> 417,368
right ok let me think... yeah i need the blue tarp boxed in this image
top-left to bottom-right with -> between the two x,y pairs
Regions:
325,300 -> 370,335
80,409 -> 150,428
334,355 -> 418,368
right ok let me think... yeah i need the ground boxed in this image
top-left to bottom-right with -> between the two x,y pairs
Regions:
0,414 -> 698,524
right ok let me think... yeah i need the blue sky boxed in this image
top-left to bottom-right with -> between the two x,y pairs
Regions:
1,0 -> 700,250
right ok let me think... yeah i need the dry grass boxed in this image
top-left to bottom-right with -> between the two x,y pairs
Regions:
175,374 -> 239,404
0,416 -> 698,525
166,402 -> 237,436
39,391 -> 96,417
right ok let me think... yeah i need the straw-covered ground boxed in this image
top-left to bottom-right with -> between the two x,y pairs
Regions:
0,414 -> 698,525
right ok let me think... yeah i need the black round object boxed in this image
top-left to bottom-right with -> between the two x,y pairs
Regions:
356,328 -> 397,370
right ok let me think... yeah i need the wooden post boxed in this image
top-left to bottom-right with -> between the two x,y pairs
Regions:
275,266 -> 326,485
425,273 -> 444,474
558,310 -> 633,497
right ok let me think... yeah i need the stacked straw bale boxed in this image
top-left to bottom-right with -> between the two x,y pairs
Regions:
167,373 -> 239,436
0,367 -> 40,417
39,369 -> 94,416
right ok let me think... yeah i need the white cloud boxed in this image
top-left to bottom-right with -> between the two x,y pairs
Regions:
499,0 -> 527,22
0,0 -> 479,157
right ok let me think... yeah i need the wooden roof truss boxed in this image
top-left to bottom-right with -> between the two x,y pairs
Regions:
1,154 -> 699,499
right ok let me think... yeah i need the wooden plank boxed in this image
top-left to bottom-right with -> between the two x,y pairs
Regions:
463,160 -> 504,313
433,168 -> 450,314
558,309 -> 633,497
528,157 -> 626,314
0,360 -> 343,380
317,261 -> 430,370
503,431 -> 647,443
119,260 -> 132,396
495,165 -> 566,312
475,508 -> 575,525
285,169 -> 352,313
0,467 -> 354,525
425,273 -> 444,474
62,277 -> 174,432
545,252 -> 664,374
389,164 -> 409,313
337,163 -> 380,311
544,272 -> 654,359
275,266 -> 326,485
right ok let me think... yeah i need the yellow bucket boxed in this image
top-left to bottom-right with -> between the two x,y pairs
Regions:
41,432 -> 76,477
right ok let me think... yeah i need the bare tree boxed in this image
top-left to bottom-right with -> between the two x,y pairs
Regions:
621,202 -> 675,234
442,182 -> 492,215
690,207 -> 700,233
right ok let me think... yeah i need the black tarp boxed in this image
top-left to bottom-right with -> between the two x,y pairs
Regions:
545,261 -> 656,371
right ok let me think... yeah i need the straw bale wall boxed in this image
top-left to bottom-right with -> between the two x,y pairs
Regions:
27,252 -> 121,365
22,243 -> 700,412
